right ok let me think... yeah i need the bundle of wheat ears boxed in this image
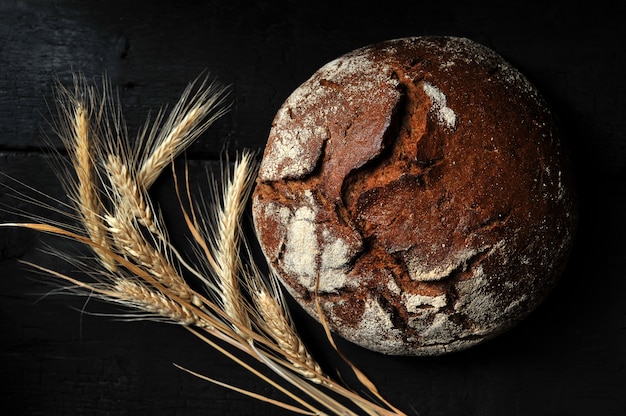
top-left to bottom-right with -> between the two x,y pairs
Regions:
1,74 -> 408,415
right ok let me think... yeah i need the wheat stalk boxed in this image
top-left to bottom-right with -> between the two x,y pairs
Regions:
2,74 -> 409,416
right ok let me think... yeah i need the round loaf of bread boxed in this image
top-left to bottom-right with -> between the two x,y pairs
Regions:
252,36 -> 577,356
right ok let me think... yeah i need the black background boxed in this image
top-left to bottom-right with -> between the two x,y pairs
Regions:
1,1 -> 625,415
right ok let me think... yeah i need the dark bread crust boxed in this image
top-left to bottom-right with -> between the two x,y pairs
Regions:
252,37 -> 577,355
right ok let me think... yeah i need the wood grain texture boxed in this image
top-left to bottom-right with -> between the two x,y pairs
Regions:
1,0 -> 625,415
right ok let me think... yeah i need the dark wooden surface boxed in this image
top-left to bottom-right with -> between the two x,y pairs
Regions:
1,1 -> 625,415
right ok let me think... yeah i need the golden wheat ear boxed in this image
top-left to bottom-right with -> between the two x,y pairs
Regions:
3,73 -> 408,416
136,75 -> 230,189
47,74 -> 116,272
